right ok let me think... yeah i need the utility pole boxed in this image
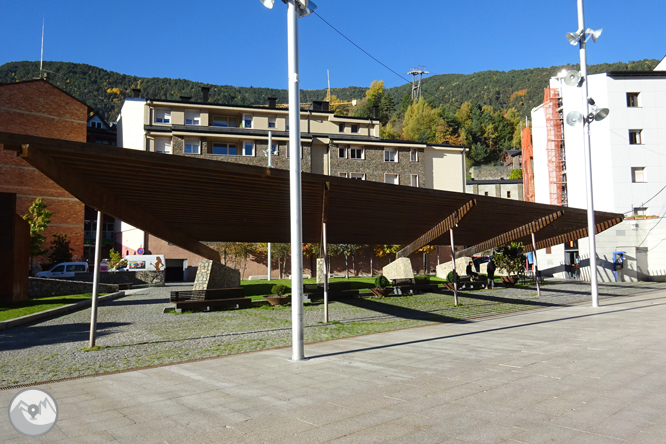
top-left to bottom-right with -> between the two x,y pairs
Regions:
408,66 -> 429,101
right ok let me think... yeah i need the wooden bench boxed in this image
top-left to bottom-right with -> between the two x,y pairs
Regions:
170,287 -> 245,302
169,288 -> 251,311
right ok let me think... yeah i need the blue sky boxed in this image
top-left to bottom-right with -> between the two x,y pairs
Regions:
1,1 -> 664,91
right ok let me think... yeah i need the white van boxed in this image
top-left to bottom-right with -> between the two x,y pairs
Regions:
35,261 -> 108,278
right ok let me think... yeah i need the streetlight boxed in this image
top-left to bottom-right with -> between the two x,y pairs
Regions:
564,0 -> 606,307
260,0 -> 317,360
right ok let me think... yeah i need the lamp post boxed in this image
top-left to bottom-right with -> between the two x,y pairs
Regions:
565,0 -> 606,307
260,0 -> 316,361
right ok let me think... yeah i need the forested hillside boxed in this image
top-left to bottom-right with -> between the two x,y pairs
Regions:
0,58 -> 658,167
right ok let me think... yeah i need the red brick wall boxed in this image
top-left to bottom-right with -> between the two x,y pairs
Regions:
0,80 -> 88,264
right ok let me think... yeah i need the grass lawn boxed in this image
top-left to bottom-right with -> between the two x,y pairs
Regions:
0,294 -> 97,322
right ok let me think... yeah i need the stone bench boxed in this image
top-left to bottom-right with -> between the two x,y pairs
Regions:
173,298 -> 253,311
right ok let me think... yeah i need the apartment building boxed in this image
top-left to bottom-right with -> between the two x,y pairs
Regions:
116,90 -> 467,280
530,59 -> 666,282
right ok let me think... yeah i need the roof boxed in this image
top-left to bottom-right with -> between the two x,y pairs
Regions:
605,71 -> 666,79
0,79 -> 93,114
467,179 -> 522,185
0,131 -> 623,262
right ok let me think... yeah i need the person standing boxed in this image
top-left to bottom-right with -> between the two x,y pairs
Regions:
486,257 -> 496,289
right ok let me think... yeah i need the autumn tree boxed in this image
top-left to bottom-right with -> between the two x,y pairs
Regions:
22,198 -> 53,268
402,99 -> 442,143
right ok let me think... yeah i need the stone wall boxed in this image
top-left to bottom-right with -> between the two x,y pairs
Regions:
29,278 -> 119,298
329,144 -> 425,187
382,258 -> 415,281
69,271 -> 165,286
193,260 -> 241,290
172,136 -> 313,172
469,165 -> 514,180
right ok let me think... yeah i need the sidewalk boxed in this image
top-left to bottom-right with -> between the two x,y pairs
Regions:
2,288 -> 666,443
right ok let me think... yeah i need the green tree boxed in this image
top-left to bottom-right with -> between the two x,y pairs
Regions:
108,248 -> 127,270
509,169 -> 523,179
22,198 -> 53,267
402,99 -> 443,143
48,233 -> 73,265
332,244 -> 363,279
494,242 -> 525,276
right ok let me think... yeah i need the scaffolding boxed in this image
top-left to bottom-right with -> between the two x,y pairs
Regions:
543,87 -> 567,206
521,125 -> 535,202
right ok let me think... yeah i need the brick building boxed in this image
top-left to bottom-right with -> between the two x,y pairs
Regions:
0,79 -> 90,265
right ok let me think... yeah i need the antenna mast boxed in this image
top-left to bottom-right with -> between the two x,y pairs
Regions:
407,66 -> 429,101
40,19 -> 44,78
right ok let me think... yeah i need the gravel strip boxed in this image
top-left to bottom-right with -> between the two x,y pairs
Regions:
0,280 -> 662,387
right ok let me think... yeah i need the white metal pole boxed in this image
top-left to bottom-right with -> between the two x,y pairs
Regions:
267,131 -> 273,282
577,0 -> 599,307
323,222 -> 329,323
89,210 -> 103,347
531,232 -> 541,298
287,0 -> 305,361
450,228 -> 458,306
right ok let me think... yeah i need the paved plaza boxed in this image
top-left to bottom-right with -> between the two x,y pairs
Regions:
2,282 -> 666,443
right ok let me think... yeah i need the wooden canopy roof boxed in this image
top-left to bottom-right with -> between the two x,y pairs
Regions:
0,131 -> 623,263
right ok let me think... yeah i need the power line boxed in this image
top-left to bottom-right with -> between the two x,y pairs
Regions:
313,12 -> 410,85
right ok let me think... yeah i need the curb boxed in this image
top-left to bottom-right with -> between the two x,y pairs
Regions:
0,291 -> 126,332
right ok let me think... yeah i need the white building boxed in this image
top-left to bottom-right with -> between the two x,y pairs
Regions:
530,60 -> 666,282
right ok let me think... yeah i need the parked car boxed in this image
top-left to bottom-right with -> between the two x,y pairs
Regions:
35,262 -> 108,279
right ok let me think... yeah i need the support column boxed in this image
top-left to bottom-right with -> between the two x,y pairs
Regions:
531,231 -> 541,298
450,228 -> 458,306
89,210 -> 103,347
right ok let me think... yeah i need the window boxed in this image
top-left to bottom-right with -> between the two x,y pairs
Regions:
349,147 -> 364,159
507,191 -> 511,198
285,118 -> 289,131
212,115 -> 236,127
155,138 -> 171,154
632,167 -> 645,183
411,174 -> 419,187
52,265 -> 65,272
350,173 -> 365,180
185,110 -> 200,125
155,109 -> 171,124
339,172 -> 348,178
384,173 -> 399,185
243,141 -> 255,156
410,149 -> 418,162
338,123 -> 345,133
484,192 -> 489,196
243,114 -> 253,129
212,143 -> 237,155
270,143 -> 279,156
66,264 -> 86,272
338,146 -> 346,158
629,130 -> 642,145
184,138 -> 200,154
634,207 -> 647,216
627,92 -> 640,108
268,117 -> 276,129
351,124 -> 359,133
384,147 -> 397,162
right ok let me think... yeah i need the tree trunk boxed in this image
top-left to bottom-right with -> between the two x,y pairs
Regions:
345,255 -> 349,280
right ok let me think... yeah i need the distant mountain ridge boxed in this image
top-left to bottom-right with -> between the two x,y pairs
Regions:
0,59 -> 658,123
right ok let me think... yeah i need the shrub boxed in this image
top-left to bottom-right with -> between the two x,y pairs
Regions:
509,168 -> 523,179
374,275 -> 390,289
494,242 -> 525,275
271,284 -> 290,296
446,270 -> 458,283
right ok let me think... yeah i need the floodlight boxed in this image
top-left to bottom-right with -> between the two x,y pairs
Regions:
558,69 -> 569,78
594,107 -> 610,121
260,0 -> 274,8
566,111 -> 584,126
297,0 -> 316,17
585,28 -> 603,43
563,70 -> 581,87
566,31 -> 581,45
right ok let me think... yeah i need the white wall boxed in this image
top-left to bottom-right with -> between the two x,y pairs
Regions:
117,98 -> 146,150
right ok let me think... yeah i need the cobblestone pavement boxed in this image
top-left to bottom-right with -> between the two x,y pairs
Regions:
0,280 -> 662,388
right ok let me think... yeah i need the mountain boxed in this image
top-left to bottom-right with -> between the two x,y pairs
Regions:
0,59 -> 659,123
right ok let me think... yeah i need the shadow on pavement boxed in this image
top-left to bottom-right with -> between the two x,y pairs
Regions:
0,322 -> 131,351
